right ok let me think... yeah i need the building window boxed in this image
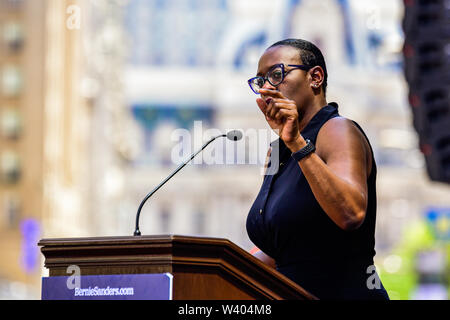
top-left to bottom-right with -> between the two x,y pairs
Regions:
2,22 -> 24,53
1,65 -> 23,97
0,151 -> 21,184
2,192 -> 20,228
1,108 -> 22,139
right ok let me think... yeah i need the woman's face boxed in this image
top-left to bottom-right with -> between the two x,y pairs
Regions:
257,45 -> 313,113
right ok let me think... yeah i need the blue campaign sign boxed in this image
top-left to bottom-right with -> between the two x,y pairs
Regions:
426,207 -> 450,240
42,273 -> 173,300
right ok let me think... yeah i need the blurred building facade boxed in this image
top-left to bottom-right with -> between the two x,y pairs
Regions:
0,0 -> 45,299
0,0 -> 91,298
0,0 -> 448,299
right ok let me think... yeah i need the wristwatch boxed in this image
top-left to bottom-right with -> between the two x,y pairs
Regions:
291,139 -> 315,162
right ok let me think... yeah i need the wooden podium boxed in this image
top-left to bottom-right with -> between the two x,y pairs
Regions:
39,235 -> 317,300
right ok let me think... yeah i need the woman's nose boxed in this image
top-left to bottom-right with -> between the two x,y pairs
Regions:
262,79 -> 276,90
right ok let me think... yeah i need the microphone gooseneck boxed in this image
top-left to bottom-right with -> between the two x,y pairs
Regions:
133,130 -> 242,236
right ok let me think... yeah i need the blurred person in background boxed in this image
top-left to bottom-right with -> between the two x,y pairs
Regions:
246,38 -> 390,300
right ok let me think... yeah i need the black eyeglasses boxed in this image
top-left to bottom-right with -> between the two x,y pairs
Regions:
248,63 -> 312,94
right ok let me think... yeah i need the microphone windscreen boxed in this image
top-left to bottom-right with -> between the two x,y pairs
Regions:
226,130 -> 243,141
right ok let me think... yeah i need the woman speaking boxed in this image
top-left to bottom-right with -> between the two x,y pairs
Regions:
246,38 -> 390,300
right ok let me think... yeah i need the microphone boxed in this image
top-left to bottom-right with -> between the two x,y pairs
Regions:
133,130 -> 243,236
226,130 -> 243,141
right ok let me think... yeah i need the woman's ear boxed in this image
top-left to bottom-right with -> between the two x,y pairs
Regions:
309,66 -> 324,89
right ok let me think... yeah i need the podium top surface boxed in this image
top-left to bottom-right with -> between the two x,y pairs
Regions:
39,234 -> 231,246
38,234 -> 317,300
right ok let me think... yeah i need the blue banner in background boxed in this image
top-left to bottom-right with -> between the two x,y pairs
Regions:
42,273 -> 173,300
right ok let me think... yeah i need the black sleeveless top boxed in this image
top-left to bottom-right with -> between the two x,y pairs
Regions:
246,103 -> 389,300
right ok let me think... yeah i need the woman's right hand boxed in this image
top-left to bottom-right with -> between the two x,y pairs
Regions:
256,89 -> 304,151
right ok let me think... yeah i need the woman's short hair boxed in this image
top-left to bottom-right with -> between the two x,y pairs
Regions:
268,38 -> 328,94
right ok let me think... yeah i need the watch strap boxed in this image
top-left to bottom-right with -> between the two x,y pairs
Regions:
291,139 -> 315,162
